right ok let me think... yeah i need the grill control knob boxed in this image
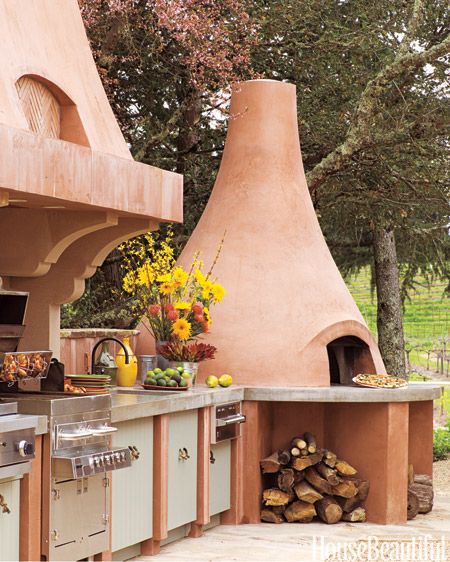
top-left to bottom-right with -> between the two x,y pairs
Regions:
115,452 -> 121,462
17,440 -> 34,457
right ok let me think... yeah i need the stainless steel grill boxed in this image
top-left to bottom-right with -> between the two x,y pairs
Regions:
12,393 -> 137,561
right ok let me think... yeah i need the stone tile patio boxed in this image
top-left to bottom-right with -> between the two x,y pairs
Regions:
135,462 -> 450,562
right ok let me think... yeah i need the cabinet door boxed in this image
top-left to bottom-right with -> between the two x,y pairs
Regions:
210,441 -> 231,516
0,478 -> 20,562
112,417 -> 154,553
168,410 -> 198,530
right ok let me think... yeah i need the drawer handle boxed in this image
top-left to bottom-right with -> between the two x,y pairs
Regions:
0,494 -> 10,514
178,447 -> 190,461
216,414 -> 246,427
210,451 -> 216,464
128,445 -> 140,460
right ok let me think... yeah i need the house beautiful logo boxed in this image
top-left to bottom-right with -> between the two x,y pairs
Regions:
312,534 -> 448,561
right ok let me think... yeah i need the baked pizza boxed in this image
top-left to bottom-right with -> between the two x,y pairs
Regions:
352,373 -> 408,389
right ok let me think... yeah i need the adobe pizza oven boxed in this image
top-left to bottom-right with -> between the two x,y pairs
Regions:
171,79 -> 385,387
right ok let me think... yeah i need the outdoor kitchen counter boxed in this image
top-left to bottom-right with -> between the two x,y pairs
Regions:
111,382 -> 440,422
243,382 -> 441,402
111,386 -> 245,423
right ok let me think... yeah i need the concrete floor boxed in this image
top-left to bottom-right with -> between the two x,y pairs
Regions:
134,494 -> 450,562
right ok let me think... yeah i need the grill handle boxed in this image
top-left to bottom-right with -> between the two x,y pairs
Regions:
216,414 -> 246,427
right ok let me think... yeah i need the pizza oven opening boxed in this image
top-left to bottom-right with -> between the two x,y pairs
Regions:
327,336 -> 376,385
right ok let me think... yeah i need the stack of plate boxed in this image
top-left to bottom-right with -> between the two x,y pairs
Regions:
67,374 -> 112,394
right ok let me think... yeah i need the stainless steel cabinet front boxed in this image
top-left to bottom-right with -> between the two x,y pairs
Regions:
209,441 -> 231,516
167,410 -> 198,530
0,478 -> 20,562
112,417 -> 154,553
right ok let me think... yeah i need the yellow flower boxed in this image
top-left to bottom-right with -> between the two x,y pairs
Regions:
194,269 -> 207,286
211,283 -> 226,303
157,273 -> 172,283
159,282 -> 175,295
203,307 -> 212,325
201,281 -> 213,300
137,266 -> 155,286
173,267 -> 189,285
172,318 -> 191,341
122,272 -> 135,293
175,301 -> 191,310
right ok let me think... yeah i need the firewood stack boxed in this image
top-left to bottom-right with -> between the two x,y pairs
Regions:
407,465 -> 433,520
260,434 -> 369,524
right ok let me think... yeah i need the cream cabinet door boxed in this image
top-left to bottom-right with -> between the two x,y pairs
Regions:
0,478 -> 20,562
210,441 -> 231,515
168,410 -> 198,530
112,417 -> 154,553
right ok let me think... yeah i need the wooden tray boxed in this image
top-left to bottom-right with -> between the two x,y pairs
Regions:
142,384 -> 189,392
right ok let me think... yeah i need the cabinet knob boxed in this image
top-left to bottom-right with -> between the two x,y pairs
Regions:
0,494 -> 10,514
210,450 -> 216,464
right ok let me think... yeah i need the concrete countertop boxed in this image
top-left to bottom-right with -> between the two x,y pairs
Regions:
111,382 -> 441,423
0,413 -> 47,435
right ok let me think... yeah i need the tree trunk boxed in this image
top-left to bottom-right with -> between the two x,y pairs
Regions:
372,226 -> 406,377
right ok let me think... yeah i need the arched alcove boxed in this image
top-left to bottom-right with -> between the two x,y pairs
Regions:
16,75 -> 90,146
327,335 -> 377,384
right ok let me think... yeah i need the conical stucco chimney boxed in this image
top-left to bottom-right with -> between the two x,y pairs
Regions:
179,79 -> 384,386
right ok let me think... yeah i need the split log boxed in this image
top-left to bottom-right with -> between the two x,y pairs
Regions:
294,470 -> 305,484
272,505 -> 286,515
284,501 -> 316,523
300,448 -> 309,456
263,488 -> 291,506
407,489 -> 419,520
278,449 -> 291,466
290,447 -> 301,457
260,452 -> 281,474
336,495 -> 361,513
294,480 -> 323,504
291,437 -> 307,450
414,474 -> 433,487
277,468 -> 295,493
291,452 -> 322,471
261,508 -> 284,523
332,480 -> 358,498
304,467 -> 333,495
409,483 -> 433,514
316,462 -> 341,486
342,507 -> 366,522
322,450 -> 337,468
356,480 -> 370,501
335,460 -> 357,476
316,497 -> 343,524
408,464 -> 415,486
304,432 -> 317,453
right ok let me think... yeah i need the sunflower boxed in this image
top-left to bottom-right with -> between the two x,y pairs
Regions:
203,307 -> 212,325
175,301 -> 191,310
172,318 -> 191,341
201,281 -> 213,300
157,273 -> 172,283
194,269 -> 207,286
173,267 -> 189,285
159,282 -> 175,295
211,283 -> 226,302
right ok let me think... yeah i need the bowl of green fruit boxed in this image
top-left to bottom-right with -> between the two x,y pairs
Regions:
142,367 -> 192,391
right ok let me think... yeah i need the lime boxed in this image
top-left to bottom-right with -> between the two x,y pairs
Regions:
206,375 -> 219,388
165,368 -> 178,376
145,377 -> 157,385
219,374 -> 233,387
177,366 -> 184,373
147,370 -> 155,377
157,378 -> 167,386
168,379 -> 178,387
179,379 -> 188,387
154,373 -> 165,380
153,368 -> 162,374
181,371 -> 191,379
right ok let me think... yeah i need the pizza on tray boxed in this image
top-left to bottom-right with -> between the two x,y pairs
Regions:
352,373 -> 408,389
